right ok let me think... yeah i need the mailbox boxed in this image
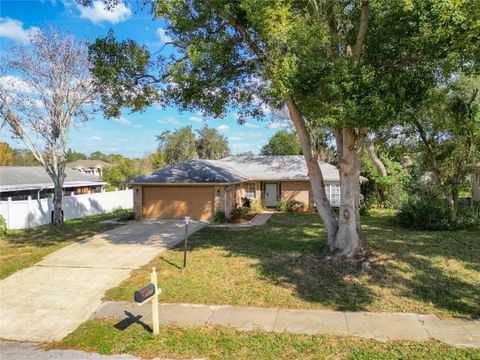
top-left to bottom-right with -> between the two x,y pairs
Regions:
134,283 -> 155,303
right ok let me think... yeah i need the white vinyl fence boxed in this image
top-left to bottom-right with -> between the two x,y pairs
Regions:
0,189 -> 133,230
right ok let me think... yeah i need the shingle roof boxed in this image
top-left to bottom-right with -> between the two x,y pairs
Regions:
66,160 -> 110,169
125,156 -> 343,185
0,166 -> 106,192
126,160 -> 248,184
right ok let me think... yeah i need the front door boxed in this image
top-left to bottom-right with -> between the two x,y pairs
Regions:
264,183 -> 277,207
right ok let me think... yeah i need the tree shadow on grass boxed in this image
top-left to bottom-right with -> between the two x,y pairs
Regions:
177,212 -> 480,316
2,210 -> 129,248
364,218 -> 480,317
179,213 -> 376,311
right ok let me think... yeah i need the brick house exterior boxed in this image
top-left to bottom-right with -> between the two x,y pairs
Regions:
126,156 -> 356,221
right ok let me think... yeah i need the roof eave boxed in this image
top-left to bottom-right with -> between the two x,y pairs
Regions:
124,181 -> 242,186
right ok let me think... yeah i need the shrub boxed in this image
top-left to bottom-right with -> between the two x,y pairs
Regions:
360,157 -> 412,212
397,198 -> 450,230
276,199 -> 288,212
118,211 -> 135,222
456,202 -> 480,229
0,215 -> 6,235
249,198 -> 263,213
230,207 -> 248,219
287,199 -> 305,212
212,210 -> 227,223
276,199 -> 305,212
241,197 -> 251,209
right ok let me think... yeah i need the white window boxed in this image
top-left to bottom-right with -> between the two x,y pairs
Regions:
325,184 -> 340,206
245,183 -> 256,199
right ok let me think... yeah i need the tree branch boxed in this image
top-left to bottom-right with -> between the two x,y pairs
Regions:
366,135 -> 387,176
354,1 -> 369,61
326,1 -> 340,56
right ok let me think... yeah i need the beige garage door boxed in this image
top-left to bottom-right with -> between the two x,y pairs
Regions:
142,186 -> 214,220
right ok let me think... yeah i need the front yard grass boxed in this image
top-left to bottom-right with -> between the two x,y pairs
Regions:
55,320 -> 479,360
0,209 -> 133,279
105,210 -> 480,318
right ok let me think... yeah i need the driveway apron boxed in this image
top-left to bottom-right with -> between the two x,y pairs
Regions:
0,219 -> 205,342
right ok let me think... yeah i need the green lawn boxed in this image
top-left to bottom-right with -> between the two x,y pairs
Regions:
55,320 -> 479,360
0,209 -> 133,279
105,210 -> 480,318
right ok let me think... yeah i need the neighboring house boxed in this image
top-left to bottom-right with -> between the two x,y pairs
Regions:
472,161 -> 480,201
0,166 -> 106,200
66,159 -> 110,178
126,155 -> 363,221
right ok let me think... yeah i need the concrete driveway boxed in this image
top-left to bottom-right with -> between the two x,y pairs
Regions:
0,219 -> 205,342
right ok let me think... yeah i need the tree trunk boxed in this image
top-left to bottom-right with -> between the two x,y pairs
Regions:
332,128 -> 366,258
285,95 -> 339,245
366,135 -> 387,177
51,169 -> 66,225
446,188 -> 459,226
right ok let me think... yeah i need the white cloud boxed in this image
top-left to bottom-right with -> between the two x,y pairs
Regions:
157,117 -> 181,125
243,122 -> 259,128
91,135 -> 102,141
188,116 -> 204,123
237,132 -> 262,138
232,143 -> 255,150
229,136 -> 242,141
0,75 -> 33,94
112,116 -> 143,128
266,120 -> 290,129
156,27 -> 172,43
0,17 -> 39,44
217,124 -> 230,132
77,1 -> 132,24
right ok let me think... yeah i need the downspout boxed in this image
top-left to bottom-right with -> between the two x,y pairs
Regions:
37,187 -> 46,200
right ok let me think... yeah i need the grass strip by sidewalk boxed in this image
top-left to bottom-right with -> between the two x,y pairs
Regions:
105,210 -> 480,318
0,209 -> 133,279
53,319 -> 479,360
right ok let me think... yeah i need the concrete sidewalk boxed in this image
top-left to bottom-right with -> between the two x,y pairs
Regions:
0,220 -> 205,343
209,212 -> 273,228
95,302 -> 480,348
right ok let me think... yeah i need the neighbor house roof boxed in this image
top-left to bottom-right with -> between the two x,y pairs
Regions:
0,166 -> 106,192
66,159 -> 110,169
126,156 -> 347,185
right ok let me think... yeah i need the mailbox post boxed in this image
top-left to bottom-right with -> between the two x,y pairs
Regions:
134,267 -> 160,334
183,216 -> 190,269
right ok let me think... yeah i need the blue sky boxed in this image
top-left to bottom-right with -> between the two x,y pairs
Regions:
0,0 -> 289,157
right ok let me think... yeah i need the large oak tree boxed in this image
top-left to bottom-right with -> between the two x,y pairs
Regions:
84,0 -> 477,257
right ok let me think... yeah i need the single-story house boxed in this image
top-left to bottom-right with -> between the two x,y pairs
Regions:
126,155 -> 356,221
0,166 -> 106,200
67,159 -> 110,178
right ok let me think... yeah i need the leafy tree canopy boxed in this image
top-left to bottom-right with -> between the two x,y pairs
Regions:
0,142 -> 13,166
157,125 -> 231,164
102,157 -> 147,186
157,126 -> 198,165
260,130 -> 302,156
196,125 -> 231,159
66,148 -> 87,162
87,0 -> 478,130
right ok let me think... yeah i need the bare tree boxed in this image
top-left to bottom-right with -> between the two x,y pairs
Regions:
0,28 -> 96,224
